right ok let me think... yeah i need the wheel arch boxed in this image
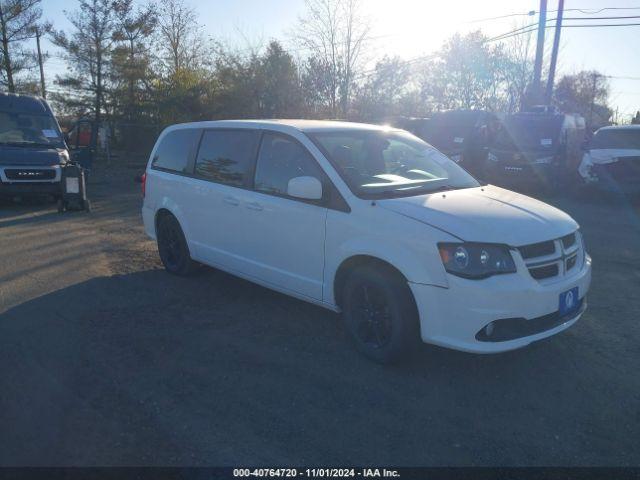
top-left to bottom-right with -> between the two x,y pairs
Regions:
153,198 -> 191,240
333,255 -> 410,310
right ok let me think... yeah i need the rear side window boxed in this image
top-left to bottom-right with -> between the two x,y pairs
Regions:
195,130 -> 259,187
254,133 -> 325,197
152,129 -> 198,173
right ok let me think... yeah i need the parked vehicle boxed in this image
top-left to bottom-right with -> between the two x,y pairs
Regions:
392,117 -> 431,141
142,120 -> 591,363
65,118 -> 96,171
578,125 -> 640,193
421,110 -> 499,178
485,110 -> 586,189
0,92 -> 69,200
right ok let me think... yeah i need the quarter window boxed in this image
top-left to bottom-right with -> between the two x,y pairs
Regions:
152,129 -> 199,173
195,130 -> 259,187
255,133 -> 324,197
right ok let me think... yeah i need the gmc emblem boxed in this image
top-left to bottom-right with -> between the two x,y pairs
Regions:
17,171 -> 43,177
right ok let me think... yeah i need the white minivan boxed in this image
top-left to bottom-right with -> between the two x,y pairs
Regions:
142,120 -> 592,363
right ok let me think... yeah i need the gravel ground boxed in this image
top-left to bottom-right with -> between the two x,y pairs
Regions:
1,166 -> 639,466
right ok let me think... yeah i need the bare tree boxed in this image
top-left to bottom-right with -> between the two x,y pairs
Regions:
0,0 -> 42,92
294,0 -> 370,117
554,70 -> 611,128
156,0 -> 206,75
499,25 -> 535,113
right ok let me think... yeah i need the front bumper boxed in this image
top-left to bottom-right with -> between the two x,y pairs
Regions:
409,255 -> 592,353
485,160 -> 561,185
0,165 -> 62,197
579,157 -> 640,193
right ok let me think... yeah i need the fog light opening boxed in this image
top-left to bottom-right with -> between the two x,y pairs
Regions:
485,322 -> 495,337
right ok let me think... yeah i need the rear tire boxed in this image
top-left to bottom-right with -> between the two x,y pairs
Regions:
342,264 -> 420,364
156,213 -> 198,276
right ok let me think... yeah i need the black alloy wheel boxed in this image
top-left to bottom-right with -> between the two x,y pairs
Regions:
351,282 -> 393,350
156,214 -> 197,276
342,264 -> 419,364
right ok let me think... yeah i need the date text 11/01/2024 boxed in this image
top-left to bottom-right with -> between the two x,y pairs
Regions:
233,468 -> 400,478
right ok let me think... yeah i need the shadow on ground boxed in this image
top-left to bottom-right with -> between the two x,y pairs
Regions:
1,264 -> 638,466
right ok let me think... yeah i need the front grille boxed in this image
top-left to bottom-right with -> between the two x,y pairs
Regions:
4,168 -> 56,181
518,231 -> 583,282
529,264 -> 558,280
519,240 -> 555,259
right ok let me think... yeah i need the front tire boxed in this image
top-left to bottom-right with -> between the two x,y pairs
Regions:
342,264 -> 420,364
156,213 -> 198,276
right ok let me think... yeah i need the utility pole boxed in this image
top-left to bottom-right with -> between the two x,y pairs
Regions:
545,0 -> 564,103
589,72 -> 600,128
532,0 -> 548,105
35,26 -> 46,99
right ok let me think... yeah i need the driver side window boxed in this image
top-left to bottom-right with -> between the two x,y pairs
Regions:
254,133 -> 325,199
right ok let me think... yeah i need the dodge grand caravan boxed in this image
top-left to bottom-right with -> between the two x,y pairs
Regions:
0,93 -> 69,199
142,120 -> 592,363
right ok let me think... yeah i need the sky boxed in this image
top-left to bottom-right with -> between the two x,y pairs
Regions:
39,0 -> 640,122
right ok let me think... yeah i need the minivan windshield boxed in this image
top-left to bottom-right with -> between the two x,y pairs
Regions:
308,129 -> 480,199
0,111 -> 64,148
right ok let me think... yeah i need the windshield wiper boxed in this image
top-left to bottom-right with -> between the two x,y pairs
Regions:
363,185 -> 452,199
363,184 -> 479,199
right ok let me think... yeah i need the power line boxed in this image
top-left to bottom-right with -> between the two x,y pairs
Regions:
354,53 -> 438,80
559,22 -> 640,27
605,75 -> 640,81
470,6 -> 640,23
562,15 -> 640,20
568,6 -> 640,14
489,21 -> 540,41
468,11 -> 536,23
487,22 -> 640,42
488,14 -> 640,42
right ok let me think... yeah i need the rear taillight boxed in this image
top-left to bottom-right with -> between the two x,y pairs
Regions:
141,172 -> 147,197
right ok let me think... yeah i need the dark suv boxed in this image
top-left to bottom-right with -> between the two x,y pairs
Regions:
0,92 -> 69,199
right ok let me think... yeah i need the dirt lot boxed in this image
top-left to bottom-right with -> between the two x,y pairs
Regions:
1,166 -> 639,466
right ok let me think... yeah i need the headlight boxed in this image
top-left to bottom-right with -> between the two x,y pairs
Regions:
58,150 -> 70,164
438,242 -> 516,279
487,152 -> 498,162
577,230 -> 587,268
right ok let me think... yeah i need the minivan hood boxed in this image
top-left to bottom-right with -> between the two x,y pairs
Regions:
0,145 -> 64,166
377,185 -> 577,246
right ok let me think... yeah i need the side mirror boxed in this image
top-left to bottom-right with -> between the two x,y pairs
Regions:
287,176 -> 323,200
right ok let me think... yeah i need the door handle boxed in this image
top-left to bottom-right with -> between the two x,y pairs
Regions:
223,196 -> 240,206
246,202 -> 263,211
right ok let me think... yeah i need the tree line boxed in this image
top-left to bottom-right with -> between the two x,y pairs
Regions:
0,0 -> 614,152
